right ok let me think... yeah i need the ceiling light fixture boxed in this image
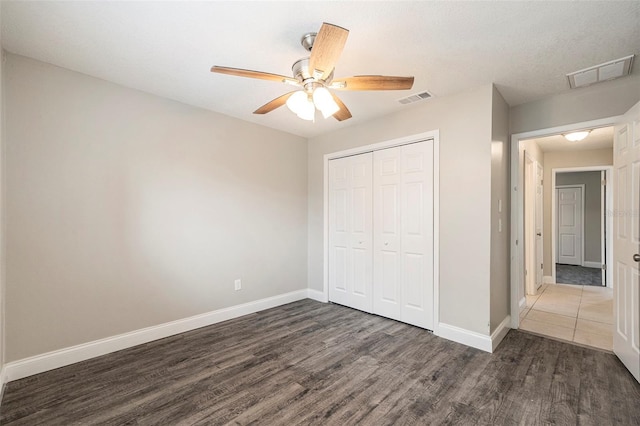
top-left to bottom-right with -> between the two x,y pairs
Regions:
286,87 -> 340,121
563,130 -> 591,142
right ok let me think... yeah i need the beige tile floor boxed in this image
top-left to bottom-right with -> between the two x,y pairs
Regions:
519,283 -> 613,351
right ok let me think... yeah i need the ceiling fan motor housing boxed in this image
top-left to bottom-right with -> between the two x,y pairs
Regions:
292,57 -> 334,91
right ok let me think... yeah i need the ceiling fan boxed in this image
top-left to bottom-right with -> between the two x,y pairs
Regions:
211,22 -> 415,122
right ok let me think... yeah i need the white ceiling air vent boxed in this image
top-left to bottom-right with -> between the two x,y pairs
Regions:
398,90 -> 433,105
566,55 -> 634,89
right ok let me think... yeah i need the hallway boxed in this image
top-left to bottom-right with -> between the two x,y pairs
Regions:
520,283 -> 613,351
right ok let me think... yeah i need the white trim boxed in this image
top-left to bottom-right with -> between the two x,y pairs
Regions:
605,168 -> 614,288
583,261 -> 602,269
307,289 -> 327,303
437,323 -> 493,353
322,130 -> 441,331
432,138 -> 440,335
554,183 -> 586,272
519,297 -> 527,312
3,290 -> 309,383
324,130 -> 439,161
491,316 -> 512,352
543,275 -> 555,284
0,366 -> 6,404
601,170 -> 606,285
510,115 -> 621,331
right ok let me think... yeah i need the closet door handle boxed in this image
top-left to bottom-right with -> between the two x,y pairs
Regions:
634,254 -> 640,263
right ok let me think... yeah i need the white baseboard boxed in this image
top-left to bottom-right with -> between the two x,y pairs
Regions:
307,289 -> 327,303
0,365 -> 6,404
583,261 -> 602,269
436,323 -> 493,353
437,316 -> 512,353
491,316 -> 511,352
543,275 -> 554,284
4,289 -> 309,383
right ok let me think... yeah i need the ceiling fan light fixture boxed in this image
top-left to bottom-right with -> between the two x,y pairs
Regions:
563,130 -> 591,142
313,87 -> 340,118
286,91 -> 315,121
297,101 -> 316,121
286,91 -> 307,113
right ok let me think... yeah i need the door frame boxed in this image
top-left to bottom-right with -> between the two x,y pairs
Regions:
552,168 -> 613,286
322,130 -> 440,333
510,116 -> 621,329
554,183 -> 586,269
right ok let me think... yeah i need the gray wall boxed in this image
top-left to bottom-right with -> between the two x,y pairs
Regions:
490,86 -> 510,333
542,149 -> 612,275
556,171 -> 603,264
5,54 -> 308,361
510,74 -> 640,134
308,84 -> 496,336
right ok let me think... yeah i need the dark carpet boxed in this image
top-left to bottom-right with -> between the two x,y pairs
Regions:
556,263 -> 603,286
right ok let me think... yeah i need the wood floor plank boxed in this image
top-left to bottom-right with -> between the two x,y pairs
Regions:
2,299 -> 639,425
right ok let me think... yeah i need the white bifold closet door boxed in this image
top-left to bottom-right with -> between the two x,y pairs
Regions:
328,153 -> 374,313
328,141 -> 434,330
373,143 -> 434,329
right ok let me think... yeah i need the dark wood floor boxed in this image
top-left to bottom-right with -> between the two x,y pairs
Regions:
2,299 -> 639,425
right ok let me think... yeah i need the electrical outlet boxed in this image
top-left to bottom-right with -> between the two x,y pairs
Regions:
234,279 -> 242,291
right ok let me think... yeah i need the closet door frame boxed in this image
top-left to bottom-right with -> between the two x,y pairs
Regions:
322,130 -> 440,334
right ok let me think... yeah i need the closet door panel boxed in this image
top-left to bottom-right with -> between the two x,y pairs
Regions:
328,158 -> 350,305
328,153 -> 373,313
373,148 -> 402,321
401,142 -> 434,329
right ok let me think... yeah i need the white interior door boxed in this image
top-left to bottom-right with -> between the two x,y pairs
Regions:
524,155 -> 536,295
328,153 -> 373,313
373,142 -> 434,329
613,101 -> 640,383
557,186 -> 583,266
535,162 -> 544,289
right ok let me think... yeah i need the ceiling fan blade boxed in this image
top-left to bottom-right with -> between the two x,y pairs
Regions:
309,23 -> 349,81
211,66 -> 299,85
330,76 -> 415,91
330,93 -> 352,121
253,92 -> 296,115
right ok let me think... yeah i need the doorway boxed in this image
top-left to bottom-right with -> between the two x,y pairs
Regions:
513,125 -> 614,351
553,169 -> 612,287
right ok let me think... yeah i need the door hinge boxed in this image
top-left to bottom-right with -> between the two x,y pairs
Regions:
602,179 -> 607,186
602,264 -> 607,270
541,263 -> 544,269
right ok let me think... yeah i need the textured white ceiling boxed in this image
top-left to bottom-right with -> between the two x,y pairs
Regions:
2,1 -> 639,138
529,126 -> 613,152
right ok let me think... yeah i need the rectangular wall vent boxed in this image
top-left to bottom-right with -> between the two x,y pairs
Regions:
567,55 -> 634,89
398,90 -> 433,104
